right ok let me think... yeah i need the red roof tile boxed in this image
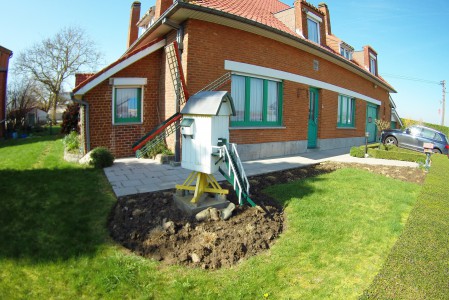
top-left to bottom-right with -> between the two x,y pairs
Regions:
190,0 -> 294,34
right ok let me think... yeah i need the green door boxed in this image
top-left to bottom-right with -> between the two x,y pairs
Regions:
366,104 -> 378,143
307,88 -> 319,148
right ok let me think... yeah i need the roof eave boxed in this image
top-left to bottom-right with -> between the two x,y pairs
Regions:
128,2 -> 396,93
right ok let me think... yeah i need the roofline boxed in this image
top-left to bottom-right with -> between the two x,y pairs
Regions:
73,39 -> 166,97
0,45 -> 12,55
127,1 -> 396,93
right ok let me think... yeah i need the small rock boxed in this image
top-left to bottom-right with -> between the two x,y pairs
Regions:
209,208 -> 220,221
195,208 -> 211,222
132,209 -> 142,217
191,253 -> 201,263
163,221 -> 175,234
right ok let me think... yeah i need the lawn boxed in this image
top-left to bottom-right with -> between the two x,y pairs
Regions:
362,154 -> 449,299
0,135 -> 422,299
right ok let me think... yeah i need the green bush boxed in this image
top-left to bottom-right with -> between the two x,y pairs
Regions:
350,143 -> 427,163
378,144 -> 400,152
63,131 -> 80,153
61,103 -> 80,134
401,118 -> 449,136
367,148 -> 426,164
350,146 -> 365,158
143,140 -> 173,159
89,147 -> 114,168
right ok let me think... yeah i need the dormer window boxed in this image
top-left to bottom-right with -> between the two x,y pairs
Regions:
340,43 -> 353,60
306,12 -> 322,44
369,53 -> 377,75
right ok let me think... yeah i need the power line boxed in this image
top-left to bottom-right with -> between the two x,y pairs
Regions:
381,73 -> 440,85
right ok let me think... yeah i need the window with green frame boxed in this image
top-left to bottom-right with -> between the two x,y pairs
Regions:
337,95 -> 355,127
230,74 -> 283,127
114,87 -> 142,124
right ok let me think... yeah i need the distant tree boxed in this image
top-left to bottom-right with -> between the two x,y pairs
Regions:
6,79 -> 39,131
14,26 -> 102,124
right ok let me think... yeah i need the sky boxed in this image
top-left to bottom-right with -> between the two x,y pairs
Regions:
1,0 -> 448,125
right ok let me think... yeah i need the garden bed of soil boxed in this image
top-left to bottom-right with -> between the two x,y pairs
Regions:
108,162 -> 426,269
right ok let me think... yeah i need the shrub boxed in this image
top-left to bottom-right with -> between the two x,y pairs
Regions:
350,146 -> 365,158
63,131 -> 80,153
367,148 -> 426,164
61,103 -> 80,134
143,140 -> 173,159
89,147 -> 114,168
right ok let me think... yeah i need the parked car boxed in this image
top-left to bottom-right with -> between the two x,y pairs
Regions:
380,125 -> 449,155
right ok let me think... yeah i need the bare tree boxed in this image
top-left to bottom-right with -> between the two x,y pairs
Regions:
14,26 -> 102,124
6,78 -> 39,131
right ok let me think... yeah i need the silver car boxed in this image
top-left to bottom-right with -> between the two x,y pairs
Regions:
380,125 -> 449,155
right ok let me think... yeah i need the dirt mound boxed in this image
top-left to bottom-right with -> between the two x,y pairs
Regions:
108,191 -> 283,269
108,162 -> 426,269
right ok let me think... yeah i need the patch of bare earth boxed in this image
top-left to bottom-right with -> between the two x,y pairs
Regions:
108,162 -> 426,269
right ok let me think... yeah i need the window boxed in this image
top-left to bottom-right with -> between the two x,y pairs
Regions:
307,18 -> 320,44
337,95 -> 355,127
369,56 -> 377,75
231,75 -> 282,127
340,45 -> 352,60
113,87 -> 142,124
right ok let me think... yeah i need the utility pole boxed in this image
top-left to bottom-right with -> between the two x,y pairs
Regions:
441,80 -> 446,126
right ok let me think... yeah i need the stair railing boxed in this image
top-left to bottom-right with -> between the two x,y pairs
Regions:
229,143 -> 249,195
213,144 -> 249,205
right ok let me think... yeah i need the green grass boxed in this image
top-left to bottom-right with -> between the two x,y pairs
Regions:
0,136 -> 422,299
362,155 -> 449,299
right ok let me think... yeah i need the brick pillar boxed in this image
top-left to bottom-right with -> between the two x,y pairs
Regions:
318,3 -> 332,35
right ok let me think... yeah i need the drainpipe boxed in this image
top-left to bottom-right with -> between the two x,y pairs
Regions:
70,93 -> 91,153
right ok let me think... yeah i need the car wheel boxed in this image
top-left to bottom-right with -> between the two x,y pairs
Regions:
432,148 -> 442,154
384,136 -> 398,146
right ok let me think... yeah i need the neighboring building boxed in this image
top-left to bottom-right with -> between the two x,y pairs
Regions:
27,107 -> 48,126
0,45 -> 13,138
390,96 -> 403,129
73,0 -> 396,158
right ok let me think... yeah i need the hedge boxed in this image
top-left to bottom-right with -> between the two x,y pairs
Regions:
367,148 -> 426,164
401,118 -> 449,136
349,144 -> 427,163
362,154 -> 449,299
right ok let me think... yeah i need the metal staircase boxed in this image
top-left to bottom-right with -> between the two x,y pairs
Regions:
217,143 -> 255,207
165,41 -> 189,106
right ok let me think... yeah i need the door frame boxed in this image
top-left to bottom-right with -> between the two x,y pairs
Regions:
366,104 -> 378,143
307,87 -> 319,148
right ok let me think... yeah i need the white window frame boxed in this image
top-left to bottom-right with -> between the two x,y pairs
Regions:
306,13 -> 321,44
369,54 -> 377,75
340,44 -> 353,60
111,77 -> 147,125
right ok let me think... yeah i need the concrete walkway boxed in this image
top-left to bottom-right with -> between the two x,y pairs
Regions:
104,147 -> 418,197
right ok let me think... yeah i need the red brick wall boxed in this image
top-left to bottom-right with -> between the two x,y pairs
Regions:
82,50 -> 162,157
183,19 -> 390,145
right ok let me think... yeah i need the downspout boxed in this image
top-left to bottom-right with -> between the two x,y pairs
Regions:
70,93 -> 91,152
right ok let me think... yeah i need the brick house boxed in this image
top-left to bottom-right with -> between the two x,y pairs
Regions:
73,0 -> 396,160
0,45 -> 13,138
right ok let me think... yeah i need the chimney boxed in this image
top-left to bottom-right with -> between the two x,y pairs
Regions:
75,73 -> 95,87
155,0 -> 174,20
294,0 -> 305,36
128,1 -> 141,48
318,3 -> 331,35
